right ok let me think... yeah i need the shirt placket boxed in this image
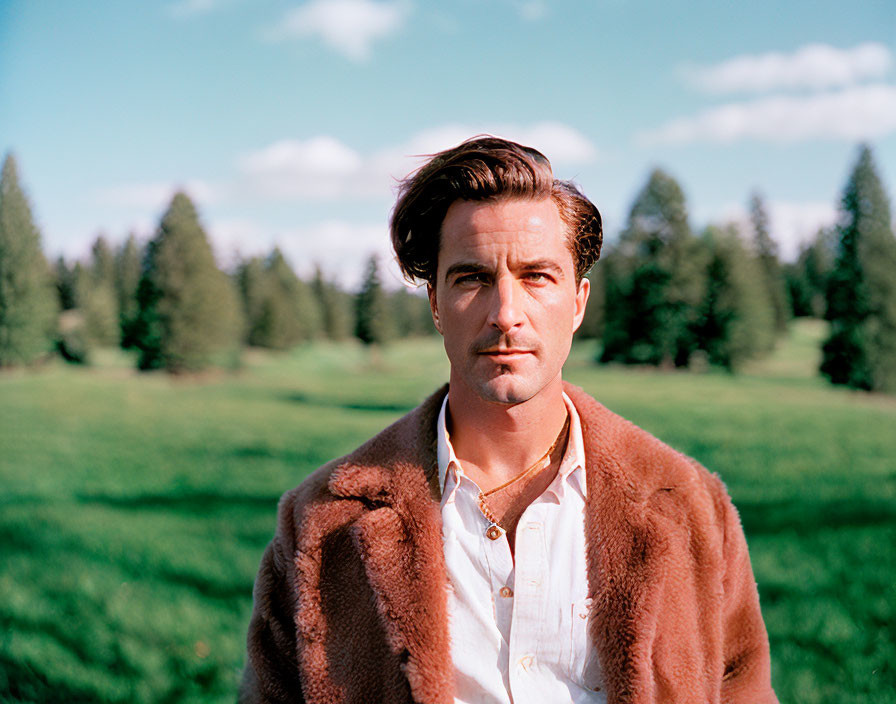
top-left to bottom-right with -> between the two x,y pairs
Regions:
451,471 -> 516,638
507,502 -> 548,703
478,499 -> 515,648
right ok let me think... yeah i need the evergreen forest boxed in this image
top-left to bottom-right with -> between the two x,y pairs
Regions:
3,145 -> 895,392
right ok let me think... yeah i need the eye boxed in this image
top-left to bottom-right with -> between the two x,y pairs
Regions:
456,272 -> 490,285
524,272 -> 550,283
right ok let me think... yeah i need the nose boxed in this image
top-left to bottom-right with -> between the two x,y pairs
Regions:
487,275 -> 524,333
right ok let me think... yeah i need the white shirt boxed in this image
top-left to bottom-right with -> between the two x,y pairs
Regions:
437,393 -> 605,704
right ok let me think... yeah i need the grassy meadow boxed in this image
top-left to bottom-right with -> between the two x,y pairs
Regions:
1,319 -> 894,703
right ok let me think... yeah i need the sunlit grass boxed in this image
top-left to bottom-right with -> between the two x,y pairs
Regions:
1,320 -> 893,703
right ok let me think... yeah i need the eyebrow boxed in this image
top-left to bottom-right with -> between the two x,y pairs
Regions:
444,262 -> 486,283
519,260 -> 564,277
443,259 -> 565,283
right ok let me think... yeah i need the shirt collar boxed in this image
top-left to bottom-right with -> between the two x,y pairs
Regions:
558,391 -> 587,499
436,394 -> 462,504
436,390 -> 587,504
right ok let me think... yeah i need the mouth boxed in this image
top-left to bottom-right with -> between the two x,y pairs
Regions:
478,348 -> 533,361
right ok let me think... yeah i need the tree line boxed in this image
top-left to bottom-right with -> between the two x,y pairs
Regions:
579,174 -> 795,369
570,145 -> 896,392
1,166 -> 434,373
1,145 -> 895,391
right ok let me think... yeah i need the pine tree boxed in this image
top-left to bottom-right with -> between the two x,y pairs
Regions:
279,250 -> 322,342
55,256 -> 77,311
74,258 -> 119,347
600,169 -> 705,367
575,264 -> 605,340
72,233 -> 119,346
91,234 -> 116,288
133,192 -> 243,372
694,225 -> 775,370
355,254 -> 393,346
56,261 -> 93,363
389,287 -> 414,339
0,153 -> 57,366
749,192 -> 790,336
237,255 -> 268,347
785,228 -> 835,318
56,262 -> 91,364
311,265 -> 353,341
237,250 -> 322,350
596,248 -> 626,357
821,145 -> 896,392
116,234 -> 142,347
265,249 -> 321,349
390,286 -> 436,338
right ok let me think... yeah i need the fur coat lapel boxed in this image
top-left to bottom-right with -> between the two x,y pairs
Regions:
568,384 -> 696,702
325,388 -> 452,704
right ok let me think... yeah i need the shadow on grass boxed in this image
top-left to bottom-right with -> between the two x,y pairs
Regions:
77,490 -> 281,514
0,652 -> 105,704
737,496 -> 896,535
284,390 -> 416,413
0,635 -> 226,704
155,566 -> 253,601
0,511 -> 258,602
184,441 -> 329,468
226,445 -> 334,472
0,612 -> 142,680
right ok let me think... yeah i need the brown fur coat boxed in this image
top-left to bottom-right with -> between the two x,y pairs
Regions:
240,383 -> 777,703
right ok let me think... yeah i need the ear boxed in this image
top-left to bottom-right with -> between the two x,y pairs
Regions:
571,276 -> 590,334
427,283 -> 442,335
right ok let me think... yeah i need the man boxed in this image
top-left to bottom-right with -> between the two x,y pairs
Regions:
241,137 -> 777,703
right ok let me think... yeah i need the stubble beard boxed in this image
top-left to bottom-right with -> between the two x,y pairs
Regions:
470,358 -> 545,406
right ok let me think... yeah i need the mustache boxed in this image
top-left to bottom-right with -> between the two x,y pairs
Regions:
472,333 -> 541,354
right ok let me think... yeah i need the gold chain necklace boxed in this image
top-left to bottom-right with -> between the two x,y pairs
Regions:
477,414 -> 570,529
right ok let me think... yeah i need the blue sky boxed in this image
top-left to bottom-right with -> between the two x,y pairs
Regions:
2,0 -> 895,287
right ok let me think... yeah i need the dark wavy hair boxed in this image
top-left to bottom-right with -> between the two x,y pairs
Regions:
390,135 -> 602,285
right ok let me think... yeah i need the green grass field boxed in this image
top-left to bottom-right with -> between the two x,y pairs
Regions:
1,320 -> 894,703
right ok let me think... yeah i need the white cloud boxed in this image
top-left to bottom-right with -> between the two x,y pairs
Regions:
686,42 -> 893,94
206,217 -> 271,270
238,123 -> 598,201
270,0 -> 408,61
237,137 -> 367,198
769,201 -> 838,260
716,200 -> 837,261
397,122 -> 596,163
94,179 -> 217,209
47,217 -> 157,263
639,84 -> 896,145
209,217 -> 401,288
282,220 -> 398,286
513,122 -> 597,162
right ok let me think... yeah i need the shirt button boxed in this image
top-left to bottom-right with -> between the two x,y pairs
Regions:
486,525 -> 503,540
518,655 -> 534,670
499,586 -> 513,598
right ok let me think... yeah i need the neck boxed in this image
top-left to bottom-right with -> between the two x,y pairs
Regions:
446,374 -> 568,488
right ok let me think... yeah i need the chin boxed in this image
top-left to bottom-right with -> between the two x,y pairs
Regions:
476,377 -> 537,405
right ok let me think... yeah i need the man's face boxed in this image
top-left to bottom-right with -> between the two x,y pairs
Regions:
429,197 -> 589,405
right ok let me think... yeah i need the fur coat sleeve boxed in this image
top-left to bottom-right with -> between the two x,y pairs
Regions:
716,475 -> 777,701
238,479 -> 308,704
